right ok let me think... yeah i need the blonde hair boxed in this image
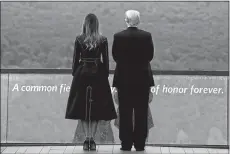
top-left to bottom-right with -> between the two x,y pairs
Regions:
81,13 -> 102,50
125,10 -> 140,27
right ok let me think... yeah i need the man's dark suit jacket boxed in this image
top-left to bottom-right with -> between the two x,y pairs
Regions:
112,27 -> 155,88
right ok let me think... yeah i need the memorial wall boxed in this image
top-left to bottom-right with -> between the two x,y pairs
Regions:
1,74 -> 228,145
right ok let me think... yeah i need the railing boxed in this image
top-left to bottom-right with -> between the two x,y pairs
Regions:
1,69 -> 229,76
0,69 -> 229,149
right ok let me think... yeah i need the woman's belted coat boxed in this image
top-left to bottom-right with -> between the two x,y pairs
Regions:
65,35 -> 117,121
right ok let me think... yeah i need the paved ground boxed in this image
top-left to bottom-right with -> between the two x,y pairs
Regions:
1,145 -> 229,154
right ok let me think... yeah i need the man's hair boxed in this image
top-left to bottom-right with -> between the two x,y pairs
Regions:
125,10 -> 140,27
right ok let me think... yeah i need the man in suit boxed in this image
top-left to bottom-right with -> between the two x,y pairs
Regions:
112,10 -> 155,151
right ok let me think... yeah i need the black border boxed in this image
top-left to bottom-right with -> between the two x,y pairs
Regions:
1,0 -> 229,2
228,0 -> 230,149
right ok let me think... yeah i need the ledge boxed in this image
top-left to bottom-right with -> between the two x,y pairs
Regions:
0,69 -> 229,76
0,143 -> 229,149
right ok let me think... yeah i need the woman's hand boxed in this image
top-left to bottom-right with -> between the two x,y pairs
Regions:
149,90 -> 153,104
113,88 -> 119,105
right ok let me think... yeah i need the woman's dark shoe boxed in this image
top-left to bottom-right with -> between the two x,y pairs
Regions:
83,137 -> 90,151
89,137 -> 96,151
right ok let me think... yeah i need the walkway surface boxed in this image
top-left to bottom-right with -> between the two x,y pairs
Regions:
1,145 -> 229,154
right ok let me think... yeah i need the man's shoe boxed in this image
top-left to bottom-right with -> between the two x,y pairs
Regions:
120,147 -> 131,151
135,148 -> 145,151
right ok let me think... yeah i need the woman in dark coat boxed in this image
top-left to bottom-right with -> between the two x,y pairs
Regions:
65,13 -> 117,151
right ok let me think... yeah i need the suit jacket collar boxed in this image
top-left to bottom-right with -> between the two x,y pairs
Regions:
127,26 -> 138,30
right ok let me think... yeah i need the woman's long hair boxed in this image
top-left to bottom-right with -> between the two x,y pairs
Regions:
81,13 -> 102,50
